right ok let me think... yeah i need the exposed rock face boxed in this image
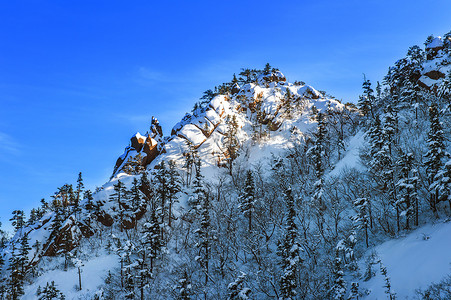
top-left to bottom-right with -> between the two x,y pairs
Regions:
112,131 -> 161,178
424,70 -> 445,80
42,216 -> 87,257
417,36 -> 450,93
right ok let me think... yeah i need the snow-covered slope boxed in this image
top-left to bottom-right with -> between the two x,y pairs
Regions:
360,220 -> 451,299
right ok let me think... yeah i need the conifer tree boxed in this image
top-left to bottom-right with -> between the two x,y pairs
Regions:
75,172 -> 84,207
348,282 -> 359,300
190,153 -> 205,210
109,180 -> 129,232
195,190 -> 211,286
310,112 -> 327,234
176,271 -> 192,300
227,272 -> 251,300
277,188 -> 302,300
331,249 -> 346,300
396,152 -> 418,229
224,115 -> 240,175
18,235 -> 30,277
128,178 -> 143,229
36,281 -> 65,300
183,141 -> 195,187
358,78 -> 375,119
10,210 -> 26,233
436,159 -> 451,212
83,189 -> 94,212
167,160 -> 181,227
238,170 -> 256,233
380,263 -> 396,300
7,243 -> 24,300
353,198 -> 370,248
424,102 -> 447,215
142,207 -> 161,273
155,161 -> 169,226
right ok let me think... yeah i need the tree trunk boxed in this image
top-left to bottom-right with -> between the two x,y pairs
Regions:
78,267 -> 82,290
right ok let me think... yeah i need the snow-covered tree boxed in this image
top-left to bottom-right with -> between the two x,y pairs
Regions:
330,249 -> 346,300
353,198 -> 370,248
238,170 -> 256,233
310,112 -> 327,234
424,102 -> 447,215
227,272 -> 251,300
278,188 -> 302,300
195,190 -> 211,286
358,78 -> 375,119
176,271 -> 192,300
36,281 -> 65,300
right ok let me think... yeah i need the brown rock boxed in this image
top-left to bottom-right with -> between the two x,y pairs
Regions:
142,136 -> 159,165
424,70 -> 445,80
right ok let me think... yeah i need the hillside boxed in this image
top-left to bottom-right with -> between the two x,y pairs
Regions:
0,32 -> 450,300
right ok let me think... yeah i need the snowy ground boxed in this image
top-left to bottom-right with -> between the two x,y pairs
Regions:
23,254 -> 118,299
360,220 -> 451,299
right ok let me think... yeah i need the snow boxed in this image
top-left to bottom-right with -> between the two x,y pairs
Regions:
328,130 -> 365,178
205,108 -> 222,126
360,220 -> 451,299
418,75 -> 438,87
23,254 -> 118,299
177,124 -> 207,147
133,132 -> 146,142
426,36 -> 444,49
297,85 -> 321,99
210,95 -> 227,115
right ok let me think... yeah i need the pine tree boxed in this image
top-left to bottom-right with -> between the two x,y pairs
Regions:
224,115 -> 240,175
238,170 -> 256,233
167,160 -> 181,227
142,207 -> 161,273
83,189 -> 94,212
195,191 -> 211,286
396,152 -> 418,229
380,263 -> 396,300
18,235 -> 31,277
10,210 -> 26,233
353,198 -> 370,248
424,102 -> 447,216
183,141 -> 195,187
128,178 -> 143,229
7,243 -> 24,300
109,180 -> 129,232
436,159 -> 451,213
348,282 -> 359,300
190,153 -> 205,210
227,272 -> 251,300
155,161 -> 169,226
75,172 -> 84,208
278,188 -> 302,300
176,271 -> 192,300
310,112 -> 327,234
358,78 -> 375,119
331,249 -> 346,300
36,281 -> 65,300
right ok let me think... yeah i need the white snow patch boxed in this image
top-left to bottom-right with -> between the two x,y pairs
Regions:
328,131 -> 365,178
360,220 -> 451,299
23,254 -> 118,299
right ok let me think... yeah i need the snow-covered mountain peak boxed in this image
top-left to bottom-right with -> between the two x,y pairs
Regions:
112,69 -> 347,181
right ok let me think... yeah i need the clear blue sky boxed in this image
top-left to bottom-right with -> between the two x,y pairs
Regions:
0,0 -> 450,232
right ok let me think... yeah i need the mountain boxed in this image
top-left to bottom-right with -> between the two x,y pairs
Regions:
0,32 -> 450,299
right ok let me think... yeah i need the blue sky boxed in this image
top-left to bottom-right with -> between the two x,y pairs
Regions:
0,0 -> 450,232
